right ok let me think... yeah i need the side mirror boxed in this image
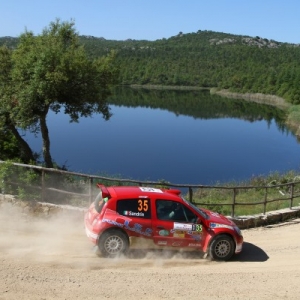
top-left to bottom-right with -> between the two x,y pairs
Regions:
196,217 -> 202,224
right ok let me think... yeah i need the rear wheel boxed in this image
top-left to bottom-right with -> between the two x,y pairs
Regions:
209,234 -> 235,261
98,230 -> 129,257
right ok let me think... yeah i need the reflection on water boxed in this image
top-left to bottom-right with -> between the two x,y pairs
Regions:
23,88 -> 300,185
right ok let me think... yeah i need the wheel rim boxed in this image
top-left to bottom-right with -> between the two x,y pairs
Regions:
214,239 -> 231,258
104,235 -> 124,255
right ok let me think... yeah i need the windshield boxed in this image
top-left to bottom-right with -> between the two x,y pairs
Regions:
181,197 -> 209,219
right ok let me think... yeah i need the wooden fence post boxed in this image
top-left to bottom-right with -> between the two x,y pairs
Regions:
41,169 -> 45,202
89,177 -> 93,203
189,187 -> 193,203
231,188 -> 236,217
290,183 -> 294,209
263,187 -> 268,214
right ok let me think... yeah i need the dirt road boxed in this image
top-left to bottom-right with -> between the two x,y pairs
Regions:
1,202 -> 300,300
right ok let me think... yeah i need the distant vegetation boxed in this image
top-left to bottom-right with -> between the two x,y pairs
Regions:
1,30 -> 300,104
1,28 -> 300,167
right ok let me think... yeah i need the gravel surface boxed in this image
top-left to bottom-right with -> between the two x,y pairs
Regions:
1,202 -> 300,300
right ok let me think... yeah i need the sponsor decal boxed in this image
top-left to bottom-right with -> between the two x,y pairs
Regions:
102,218 -> 124,228
188,243 -> 201,247
191,235 -> 202,241
187,231 -> 203,241
211,212 -> 220,218
210,223 -> 233,230
101,218 -> 152,237
124,210 -> 145,217
159,229 -> 169,236
139,187 -> 163,193
192,224 -> 203,232
173,223 -> 193,231
157,241 -> 167,246
172,230 -> 185,238
124,220 -> 152,236
187,230 -> 202,235
172,242 -> 182,247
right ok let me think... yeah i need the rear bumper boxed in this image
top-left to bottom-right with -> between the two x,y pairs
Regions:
85,226 -> 99,242
84,214 -> 99,244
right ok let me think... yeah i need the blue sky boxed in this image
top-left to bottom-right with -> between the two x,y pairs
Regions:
0,0 -> 299,43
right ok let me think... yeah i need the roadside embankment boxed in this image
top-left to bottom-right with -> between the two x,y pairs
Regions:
230,206 -> 300,229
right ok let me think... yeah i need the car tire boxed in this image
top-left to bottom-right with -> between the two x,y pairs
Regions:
98,230 -> 129,258
209,234 -> 235,261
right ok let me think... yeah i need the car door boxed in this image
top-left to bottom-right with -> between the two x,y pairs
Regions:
152,199 -> 204,249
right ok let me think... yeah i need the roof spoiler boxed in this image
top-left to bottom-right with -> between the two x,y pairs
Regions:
96,183 -> 111,198
166,189 -> 181,196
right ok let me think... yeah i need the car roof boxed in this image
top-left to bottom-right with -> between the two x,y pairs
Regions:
102,185 -> 182,200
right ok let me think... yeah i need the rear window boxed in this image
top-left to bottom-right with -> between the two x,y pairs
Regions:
116,198 -> 151,219
94,192 -> 108,213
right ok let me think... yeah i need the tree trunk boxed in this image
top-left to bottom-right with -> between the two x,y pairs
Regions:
39,112 -> 53,168
6,122 -> 36,163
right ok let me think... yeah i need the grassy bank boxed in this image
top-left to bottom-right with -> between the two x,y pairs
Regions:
211,88 -> 300,137
286,105 -> 300,137
129,84 -> 210,91
191,170 -> 300,216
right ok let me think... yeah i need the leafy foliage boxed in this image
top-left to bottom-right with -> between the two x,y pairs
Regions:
0,20 -> 119,167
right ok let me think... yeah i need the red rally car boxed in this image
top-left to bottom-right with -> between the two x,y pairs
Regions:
84,184 -> 243,260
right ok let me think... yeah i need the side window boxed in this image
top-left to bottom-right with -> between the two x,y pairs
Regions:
116,198 -> 151,219
182,205 -> 198,223
156,200 -> 197,223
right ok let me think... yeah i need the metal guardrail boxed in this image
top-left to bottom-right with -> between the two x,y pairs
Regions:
1,161 -> 300,217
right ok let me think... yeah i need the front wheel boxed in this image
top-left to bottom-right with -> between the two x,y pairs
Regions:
209,234 -> 235,261
98,230 -> 129,258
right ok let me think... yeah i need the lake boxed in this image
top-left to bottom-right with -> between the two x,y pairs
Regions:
22,88 -> 300,185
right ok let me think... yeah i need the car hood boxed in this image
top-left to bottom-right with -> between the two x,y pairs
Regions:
201,208 -> 236,227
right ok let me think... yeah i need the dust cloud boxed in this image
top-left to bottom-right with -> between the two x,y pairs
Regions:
0,200 -> 208,270
0,201 -> 92,264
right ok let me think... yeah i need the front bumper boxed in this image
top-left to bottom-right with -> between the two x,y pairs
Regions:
235,236 -> 244,253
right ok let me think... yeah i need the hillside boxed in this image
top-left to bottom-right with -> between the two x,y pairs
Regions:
1,30 -> 300,103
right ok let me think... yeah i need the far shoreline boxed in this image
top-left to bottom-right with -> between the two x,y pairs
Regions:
128,84 -> 300,137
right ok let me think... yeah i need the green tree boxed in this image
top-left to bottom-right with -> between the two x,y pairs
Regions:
0,45 -> 37,163
1,19 -> 119,168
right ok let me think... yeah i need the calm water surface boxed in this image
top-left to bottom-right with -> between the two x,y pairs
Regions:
23,102 -> 300,185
